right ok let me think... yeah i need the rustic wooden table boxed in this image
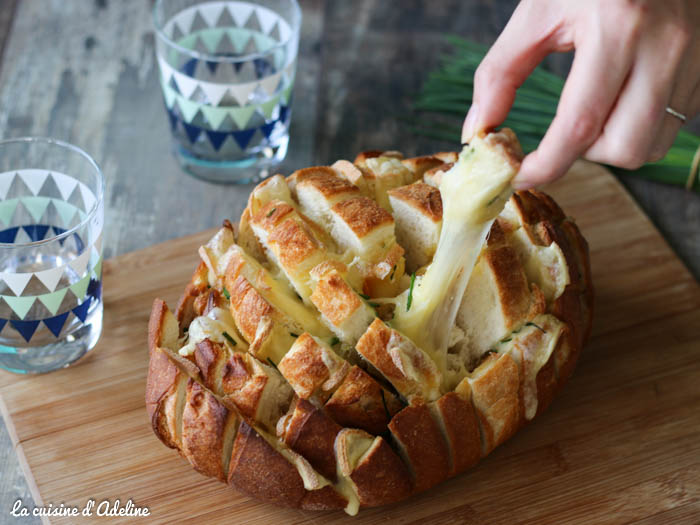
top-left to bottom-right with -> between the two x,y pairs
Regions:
0,1 -> 698,522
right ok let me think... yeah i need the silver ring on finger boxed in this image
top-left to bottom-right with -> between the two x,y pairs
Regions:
665,106 -> 687,122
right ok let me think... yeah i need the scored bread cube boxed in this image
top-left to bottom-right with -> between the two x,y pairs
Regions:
147,301 -> 189,451
423,162 -> 454,188
455,221 -> 546,362
309,262 -> 376,346
388,402 -> 450,493
331,159 -> 370,194
400,155 -> 445,180
494,313 -> 565,420
354,149 -> 403,162
288,166 -> 362,229
355,318 -> 442,403
250,200 -> 329,300
228,421 -> 348,511
467,352 -> 521,455
330,196 -> 404,283
239,176 -> 296,263
225,273 -> 300,364
289,168 -> 406,294
429,387 -> 481,476
246,174 -> 294,215
278,333 -> 350,403
277,398 -> 342,481
181,379 -> 239,481
431,151 -> 458,164
387,182 -> 443,272
324,365 -> 403,435
356,155 -> 414,210
182,336 -> 293,434
219,348 -> 293,432
198,224 -> 236,287
500,197 -> 571,302
225,243 -> 330,338
335,428 -> 413,507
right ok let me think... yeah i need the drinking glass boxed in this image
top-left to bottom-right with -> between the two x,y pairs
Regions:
0,138 -> 104,374
153,0 -> 301,183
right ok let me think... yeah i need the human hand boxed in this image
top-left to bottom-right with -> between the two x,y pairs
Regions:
461,0 -> 700,189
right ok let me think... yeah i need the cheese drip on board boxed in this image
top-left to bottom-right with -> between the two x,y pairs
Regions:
391,131 -> 521,376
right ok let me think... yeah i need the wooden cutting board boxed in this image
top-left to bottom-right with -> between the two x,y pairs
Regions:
1,160 -> 699,525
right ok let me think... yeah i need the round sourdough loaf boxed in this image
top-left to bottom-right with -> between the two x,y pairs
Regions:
146,129 -> 593,515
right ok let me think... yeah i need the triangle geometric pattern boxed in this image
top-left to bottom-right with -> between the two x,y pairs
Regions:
162,2 -> 293,50
0,166 -> 103,345
157,55 -> 294,108
157,1 -> 299,164
0,252 -> 101,307
166,102 -> 290,152
0,261 -> 100,320
0,273 -> 102,342
160,76 -> 291,130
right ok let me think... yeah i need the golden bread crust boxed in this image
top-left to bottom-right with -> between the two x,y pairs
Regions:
228,422 -> 346,510
387,182 -> 443,223
331,197 -> 394,239
432,391 -> 481,476
279,399 -> 342,481
388,402 -> 450,493
324,365 -> 403,435
291,166 -> 360,200
181,379 -> 231,481
146,135 -> 593,514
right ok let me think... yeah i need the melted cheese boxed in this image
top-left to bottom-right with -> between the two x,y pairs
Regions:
178,307 -> 245,356
499,315 -> 564,419
334,431 -> 374,516
230,245 -> 332,337
392,136 -> 517,374
509,227 -> 570,302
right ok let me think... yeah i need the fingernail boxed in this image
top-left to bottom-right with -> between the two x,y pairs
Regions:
461,103 -> 479,144
512,176 -> 533,190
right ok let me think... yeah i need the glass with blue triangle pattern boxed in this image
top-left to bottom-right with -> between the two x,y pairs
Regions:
154,0 -> 301,183
0,138 -> 104,374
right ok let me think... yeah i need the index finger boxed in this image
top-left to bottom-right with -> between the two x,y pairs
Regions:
462,1 -> 572,143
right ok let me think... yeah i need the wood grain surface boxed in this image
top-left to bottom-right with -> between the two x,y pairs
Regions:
0,160 -> 698,524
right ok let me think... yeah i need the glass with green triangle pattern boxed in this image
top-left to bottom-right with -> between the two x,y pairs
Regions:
0,138 -> 104,374
153,0 -> 301,183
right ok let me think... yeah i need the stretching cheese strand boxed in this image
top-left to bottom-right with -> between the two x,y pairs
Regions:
391,134 -> 518,376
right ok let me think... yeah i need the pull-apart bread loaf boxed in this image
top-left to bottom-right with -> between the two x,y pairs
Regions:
147,129 -> 593,515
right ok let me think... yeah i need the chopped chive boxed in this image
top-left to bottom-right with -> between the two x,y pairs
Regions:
406,272 -> 416,312
380,390 -> 390,420
390,264 -> 397,280
266,357 -> 279,371
222,331 -> 237,346
500,337 -> 512,343
486,195 -> 499,207
289,332 -> 299,338
183,327 -> 188,333
526,322 -> 546,333
266,207 -> 277,218
358,293 -> 370,300
329,336 -> 340,346
222,287 -> 231,300
368,302 -> 380,308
